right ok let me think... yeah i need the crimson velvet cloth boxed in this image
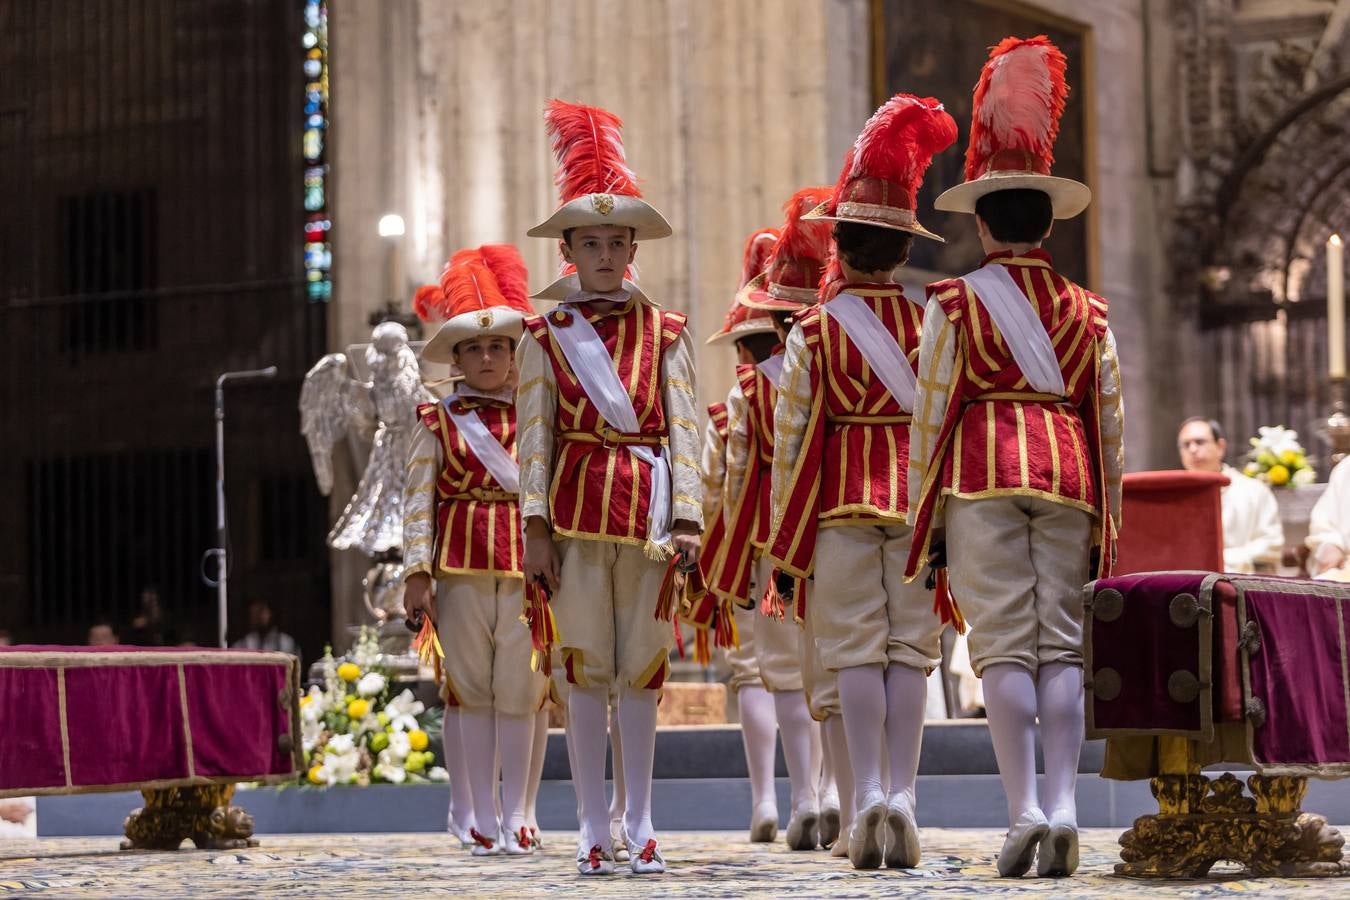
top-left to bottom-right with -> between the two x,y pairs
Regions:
1087,572 -> 1350,777
0,645 -> 302,797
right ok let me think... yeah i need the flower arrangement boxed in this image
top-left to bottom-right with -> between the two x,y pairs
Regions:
301,626 -> 447,786
1244,425 -> 1316,488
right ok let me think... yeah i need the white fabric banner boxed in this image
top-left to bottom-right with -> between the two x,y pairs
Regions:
756,354 -> 785,389
546,308 -> 672,549
961,265 -> 1065,396
825,292 -> 918,413
444,394 -> 520,494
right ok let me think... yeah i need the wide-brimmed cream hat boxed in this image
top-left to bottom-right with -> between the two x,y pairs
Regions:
803,93 -> 957,243
530,100 -> 673,242
413,245 -> 535,364
934,36 -> 1090,220
423,307 -> 527,364
740,187 -> 833,312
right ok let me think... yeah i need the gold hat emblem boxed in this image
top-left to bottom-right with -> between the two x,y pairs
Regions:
591,193 -> 615,216
477,310 -> 493,327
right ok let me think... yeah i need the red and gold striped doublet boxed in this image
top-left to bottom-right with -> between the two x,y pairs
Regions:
906,250 -> 1114,578
710,360 -> 780,605
416,396 -> 521,577
767,283 -> 924,578
521,300 -> 689,545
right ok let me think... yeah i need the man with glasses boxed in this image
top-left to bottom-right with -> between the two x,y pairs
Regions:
1177,416 -> 1283,573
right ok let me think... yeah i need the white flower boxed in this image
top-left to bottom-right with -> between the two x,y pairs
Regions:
373,762 -> 406,784
382,689 -> 425,733
1292,466 -> 1316,487
315,733 -> 360,785
427,766 -> 449,783
355,672 -> 387,698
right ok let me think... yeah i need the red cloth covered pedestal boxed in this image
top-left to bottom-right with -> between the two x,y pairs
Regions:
0,646 -> 302,797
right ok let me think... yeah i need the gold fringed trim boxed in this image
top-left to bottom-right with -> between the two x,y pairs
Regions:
177,663 -> 197,778
57,667 -> 71,787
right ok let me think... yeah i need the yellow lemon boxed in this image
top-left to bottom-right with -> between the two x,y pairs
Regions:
1280,449 -> 1300,466
347,698 -> 370,720
337,662 -> 360,682
307,764 -> 324,785
408,729 -> 429,752
1267,464 -> 1290,486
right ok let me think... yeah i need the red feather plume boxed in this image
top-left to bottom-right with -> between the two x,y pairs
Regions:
966,35 -> 1068,180
769,186 -> 833,270
544,99 -> 641,204
739,227 -> 780,288
833,93 -> 957,209
413,284 -> 450,322
437,244 -> 534,319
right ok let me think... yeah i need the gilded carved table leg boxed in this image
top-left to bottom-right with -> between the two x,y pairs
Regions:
1116,773 -> 1349,878
121,784 -> 259,851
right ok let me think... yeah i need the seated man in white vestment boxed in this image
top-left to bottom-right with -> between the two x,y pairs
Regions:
1177,417 -> 1283,573
1307,456 -> 1350,580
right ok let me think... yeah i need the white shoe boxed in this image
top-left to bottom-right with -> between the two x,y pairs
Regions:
848,793 -> 886,870
883,793 -> 920,868
503,825 -> 535,856
528,826 -> 544,852
622,826 -> 667,875
998,809 -> 1049,877
749,802 -> 779,843
1036,811 -> 1079,877
819,790 -> 841,849
576,842 -> 616,875
447,814 -> 475,849
785,805 -> 820,851
470,826 -> 501,857
610,818 -> 629,861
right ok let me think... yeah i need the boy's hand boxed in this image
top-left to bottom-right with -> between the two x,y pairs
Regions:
524,517 -> 562,592
671,519 -> 702,568
402,572 -> 436,629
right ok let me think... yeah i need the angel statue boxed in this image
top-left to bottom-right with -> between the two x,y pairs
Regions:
300,321 -> 436,641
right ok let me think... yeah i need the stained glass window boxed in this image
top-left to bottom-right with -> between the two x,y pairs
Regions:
303,1 -> 331,303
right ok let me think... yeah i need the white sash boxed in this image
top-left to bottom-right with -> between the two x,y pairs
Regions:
825,292 -> 918,413
546,308 -> 672,550
756,354 -> 785,389
961,265 -> 1065,396
444,395 -> 520,494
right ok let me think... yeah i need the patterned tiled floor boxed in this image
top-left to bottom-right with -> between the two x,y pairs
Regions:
0,829 -> 1344,897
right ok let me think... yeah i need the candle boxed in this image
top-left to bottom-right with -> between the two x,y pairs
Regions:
1331,234 -> 1346,380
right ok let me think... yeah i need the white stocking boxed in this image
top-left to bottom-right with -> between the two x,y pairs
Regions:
567,686 -> 613,848
460,707 -> 499,839
822,713 -> 854,833
443,706 -> 475,834
772,690 -> 820,813
1036,662 -> 1083,821
497,712 -> 533,834
737,685 -> 779,814
608,700 -> 626,828
836,664 -> 886,807
983,663 -> 1040,822
525,708 -> 549,829
617,686 -> 659,845
884,664 -> 928,805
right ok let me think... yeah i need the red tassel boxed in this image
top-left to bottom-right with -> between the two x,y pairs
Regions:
654,556 -> 682,623
673,618 -> 686,660
523,581 -> 559,675
760,568 -> 787,620
713,597 -> 739,651
694,628 -> 711,666
932,569 -> 967,634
